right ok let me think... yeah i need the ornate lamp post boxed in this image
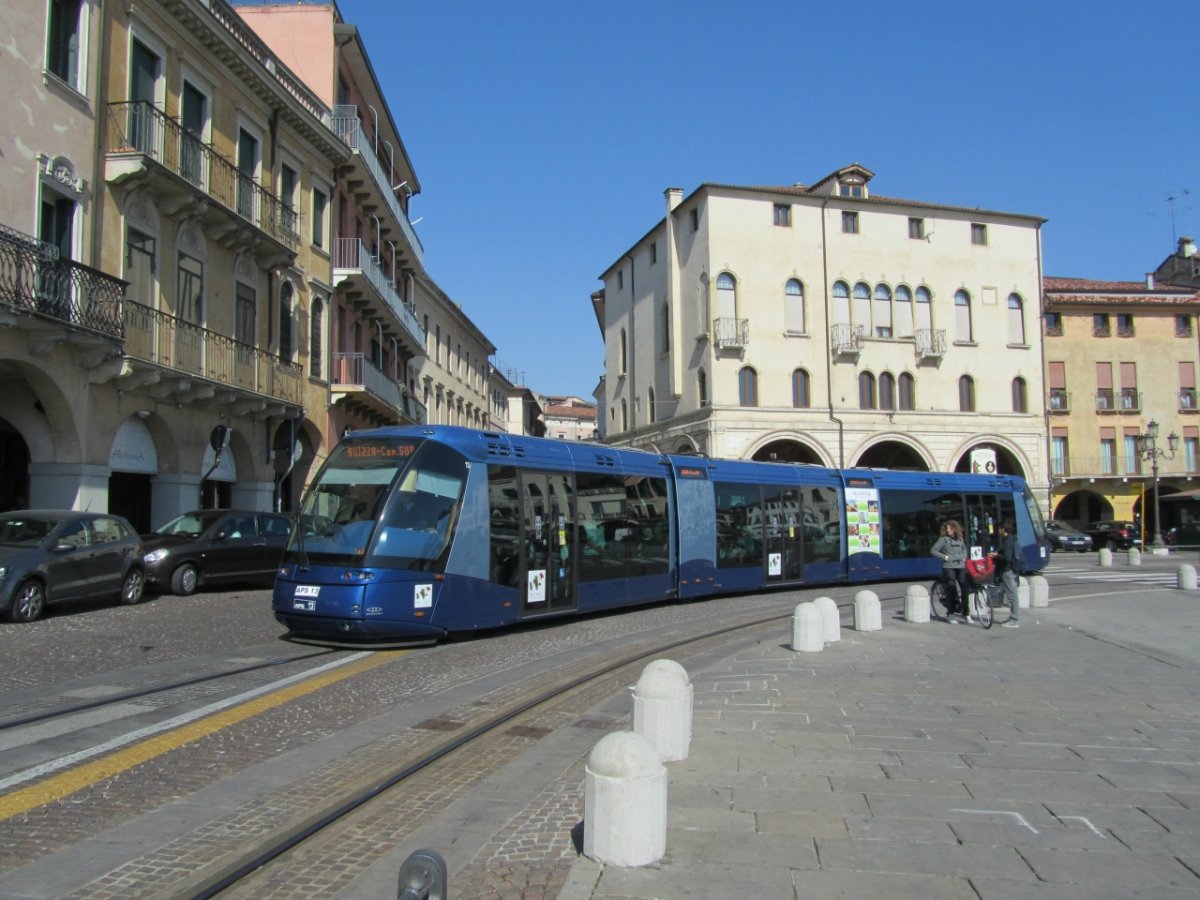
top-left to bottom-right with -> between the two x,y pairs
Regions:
1137,420 -> 1179,550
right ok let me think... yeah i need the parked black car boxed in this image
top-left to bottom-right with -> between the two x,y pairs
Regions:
142,510 -> 294,595
1044,519 -> 1094,552
0,510 -> 146,622
1082,520 -> 1142,551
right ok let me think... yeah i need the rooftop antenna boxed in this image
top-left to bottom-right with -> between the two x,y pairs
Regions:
1166,189 -> 1193,245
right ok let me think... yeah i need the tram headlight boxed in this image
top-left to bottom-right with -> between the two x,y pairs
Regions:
144,548 -> 170,565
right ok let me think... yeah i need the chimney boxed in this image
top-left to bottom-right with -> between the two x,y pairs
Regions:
1146,272 -> 1155,289
665,187 -> 683,212
1180,236 -> 1197,258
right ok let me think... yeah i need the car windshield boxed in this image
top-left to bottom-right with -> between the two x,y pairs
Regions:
0,515 -> 59,546
156,512 -> 222,538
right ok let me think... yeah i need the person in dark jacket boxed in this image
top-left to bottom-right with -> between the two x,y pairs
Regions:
931,519 -> 970,621
992,519 -> 1022,628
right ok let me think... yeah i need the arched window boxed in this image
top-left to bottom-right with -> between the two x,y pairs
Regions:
1012,376 -> 1028,413
873,283 -> 893,337
832,280 -> 850,326
279,282 -> 294,361
1008,292 -> 1026,345
858,370 -> 877,409
310,297 -> 324,380
785,279 -> 805,333
619,328 -> 627,374
915,285 -> 932,331
661,302 -> 670,354
879,371 -> 896,411
648,386 -> 656,423
959,375 -> 976,412
716,272 -> 737,322
621,398 -> 628,431
954,289 -> 973,343
738,366 -> 758,407
852,281 -> 871,332
792,368 -> 811,408
898,372 -> 916,410
698,368 -> 707,406
894,285 -> 913,337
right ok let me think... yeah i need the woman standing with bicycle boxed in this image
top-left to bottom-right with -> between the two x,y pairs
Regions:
931,520 -> 971,622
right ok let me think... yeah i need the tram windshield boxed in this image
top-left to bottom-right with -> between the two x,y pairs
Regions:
285,437 -> 468,570
1022,486 -> 1047,540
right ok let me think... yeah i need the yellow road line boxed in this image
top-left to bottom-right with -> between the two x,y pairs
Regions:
0,651 -> 399,822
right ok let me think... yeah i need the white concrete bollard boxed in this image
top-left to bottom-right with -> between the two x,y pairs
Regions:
1098,547 -> 1113,567
584,732 -> 667,867
633,659 -> 692,762
1029,574 -> 1050,608
904,584 -> 930,623
791,602 -> 824,653
1179,565 -> 1198,590
812,595 -> 841,643
1018,576 -> 1030,609
1128,547 -> 1142,566
853,589 -> 882,632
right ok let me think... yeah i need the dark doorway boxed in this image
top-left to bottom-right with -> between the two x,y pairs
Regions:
0,419 -> 30,511
110,472 -> 153,532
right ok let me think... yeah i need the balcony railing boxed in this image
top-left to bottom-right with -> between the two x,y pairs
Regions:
332,239 -> 425,350
0,223 -> 125,339
1096,389 -> 1115,412
914,327 -> 946,358
1118,323 -> 1136,338
332,352 -> 426,423
107,101 -> 299,248
1048,388 -> 1070,412
123,299 -> 301,405
830,322 -> 863,355
1182,389 -> 1198,411
1120,388 -> 1141,411
713,316 -> 749,349
1054,455 -> 1200,479
330,105 -> 424,266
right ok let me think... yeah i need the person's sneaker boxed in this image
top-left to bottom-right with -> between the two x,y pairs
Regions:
1001,620 -> 1019,628
946,614 -> 960,623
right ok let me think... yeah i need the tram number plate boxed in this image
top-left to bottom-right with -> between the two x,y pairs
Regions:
293,585 -> 320,611
293,599 -> 317,611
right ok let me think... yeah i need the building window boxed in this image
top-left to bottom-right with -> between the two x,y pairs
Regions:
236,128 -> 259,220
649,241 -> 657,264
784,279 -> 805,333
898,372 -> 916,410
879,371 -> 896,411
971,223 -> 987,245
1123,432 -> 1140,474
621,399 -> 628,431
1093,313 -> 1110,337
842,211 -> 859,234
954,289 -> 973,343
698,368 -> 707,406
773,204 -> 791,227
1187,431 -> 1199,473
1176,314 -> 1193,338
1012,377 -> 1028,413
125,228 -> 156,308
1117,314 -> 1135,338
1044,312 -> 1063,336
1051,433 -> 1069,476
839,182 -> 864,198
661,302 -> 670,354
648,387 -> 656,424
1007,293 -> 1026,344
279,282 -> 294,361
312,187 -> 328,249
908,217 -> 925,240
619,328 -> 627,374
235,281 -> 256,347
310,297 -> 324,380
792,368 -> 811,408
1100,431 -> 1116,475
852,282 -> 871,332
177,252 -> 204,324
47,0 -> 84,88
858,371 -> 877,410
958,375 -> 975,412
738,367 -> 758,407
40,192 -> 75,260
690,208 -> 699,231
617,269 -> 623,290
873,284 -> 893,337
435,325 -> 441,364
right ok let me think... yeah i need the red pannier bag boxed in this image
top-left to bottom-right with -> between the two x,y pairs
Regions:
965,556 -> 995,585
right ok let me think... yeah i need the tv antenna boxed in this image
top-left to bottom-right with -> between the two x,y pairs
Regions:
1166,189 -> 1193,245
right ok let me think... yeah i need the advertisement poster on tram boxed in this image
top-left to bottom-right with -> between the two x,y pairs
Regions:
845,486 -> 881,555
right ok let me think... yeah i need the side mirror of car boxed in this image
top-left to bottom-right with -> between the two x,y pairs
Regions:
54,542 -> 73,553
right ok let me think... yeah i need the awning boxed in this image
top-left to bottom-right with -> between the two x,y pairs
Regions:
1160,487 -> 1200,501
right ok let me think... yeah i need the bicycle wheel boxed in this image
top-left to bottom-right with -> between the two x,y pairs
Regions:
974,586 -> 994,629
930,579 -> 955,620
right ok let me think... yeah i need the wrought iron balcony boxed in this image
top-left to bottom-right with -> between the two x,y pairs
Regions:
332,239 -> 426,355
122,299 -> 301,406
914,327 -> 946,358
1182,389 -> 1198,412
1120,388 -> 1141,412
713,317 -> 749,349
106,101 -> 298,257
1048,388 -> 1070,412
0,223 -> 124,340
331,351 -> 426,424
830,322 -> 863,355
331,105 -> 423,268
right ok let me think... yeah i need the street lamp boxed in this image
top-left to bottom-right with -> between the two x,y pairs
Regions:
1137,419 -> 1179,550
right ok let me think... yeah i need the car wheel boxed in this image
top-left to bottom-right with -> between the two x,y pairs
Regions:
119,568 -> 145,605
11,579 -> 46,622
171,563 -> 199,596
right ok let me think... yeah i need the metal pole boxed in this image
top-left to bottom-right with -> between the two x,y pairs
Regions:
1152,454 -> 1165,549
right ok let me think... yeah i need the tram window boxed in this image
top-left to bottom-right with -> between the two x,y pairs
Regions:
623,475 -> 669,577
802,485 -> 842,564
576,471 -> 627,582
879,489 -> 961,559
370,445 -> 467,570
964,493 -> 1013,556
487,466 -> 521,587
715,482 -> 761,568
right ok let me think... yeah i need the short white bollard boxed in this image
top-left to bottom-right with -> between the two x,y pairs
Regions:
853,589 -> 882,632
1029,574 -> 1050,608
1179,565 -> 1198,590
584,732 -> 667,867
1098,548 -> 1113,567
791,602 -> 824,653
904,584 -> 930,623
1128,547 -> 1142,566
1018,576 -> 1030,609
812,595 -> 841,643
633,659 -> 692,762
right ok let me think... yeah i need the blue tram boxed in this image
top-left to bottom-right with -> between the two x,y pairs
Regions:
272,426 -> 1049,644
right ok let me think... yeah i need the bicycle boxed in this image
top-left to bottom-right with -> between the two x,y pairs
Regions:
930,571 -> 970,622
964,564 -> 1012,630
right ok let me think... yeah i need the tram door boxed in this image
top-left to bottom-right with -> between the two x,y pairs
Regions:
964,493 -> 1012,558
764,485 -> 804,583
519,472 -> 577,616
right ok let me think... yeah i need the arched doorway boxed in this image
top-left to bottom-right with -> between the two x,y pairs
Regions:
854,442 -> 928,471
1053,489 -> 1111,526
751,439 -> 822,464
272,419 -> 316,513
109,416 -> 158,532
953,443 -> 1026,478
0,418 -> 30,511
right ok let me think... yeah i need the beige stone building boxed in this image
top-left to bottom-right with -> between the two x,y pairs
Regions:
593,164 -> 1048,489
1042,274 -> 1200,535
412,271 -> 494,429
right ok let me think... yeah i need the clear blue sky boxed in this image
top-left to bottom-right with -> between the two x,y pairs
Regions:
340,0 -> 1199,399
